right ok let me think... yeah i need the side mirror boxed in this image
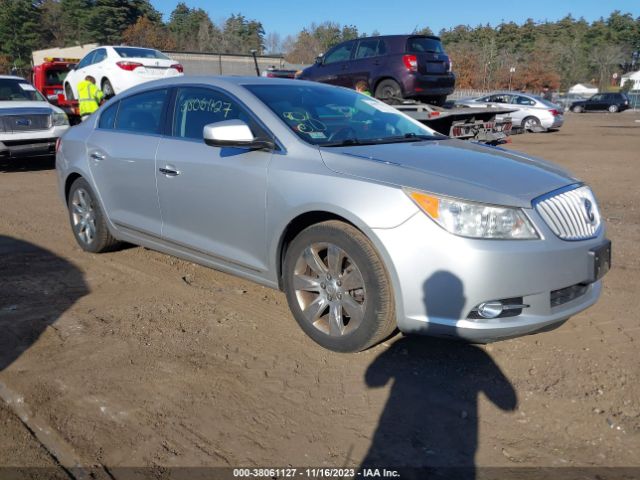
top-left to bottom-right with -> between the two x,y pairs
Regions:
203,120 -> 274,150
315,55 -> 323,65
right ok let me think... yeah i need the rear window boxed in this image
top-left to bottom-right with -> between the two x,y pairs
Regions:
407,37 -> 444,54
114,47 -> 169,60
45,69 -> 69,86
0,78 -> 45,101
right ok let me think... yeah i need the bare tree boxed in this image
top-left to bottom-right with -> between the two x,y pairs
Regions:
264,31 -> 282,54
589,44 -> 626,89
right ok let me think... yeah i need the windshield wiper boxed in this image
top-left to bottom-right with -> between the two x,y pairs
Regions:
321,138 -> 369,147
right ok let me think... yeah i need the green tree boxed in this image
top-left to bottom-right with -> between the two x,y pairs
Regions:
0,0 -> 43,69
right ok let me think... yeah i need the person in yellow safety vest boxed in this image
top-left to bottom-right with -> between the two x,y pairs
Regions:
77,76 -> 104,120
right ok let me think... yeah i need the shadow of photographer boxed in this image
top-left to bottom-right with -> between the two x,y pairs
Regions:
361,271 -> 517,479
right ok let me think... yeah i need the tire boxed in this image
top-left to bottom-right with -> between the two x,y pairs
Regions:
572,105 -> 583,113
67,177 -> 120,253
374,79 -> 402,103
283,220 -> 396,352
608,104 -> 619,113
102,78 -> 115,98
522,116 -> 541,132
64,83 -> 74,101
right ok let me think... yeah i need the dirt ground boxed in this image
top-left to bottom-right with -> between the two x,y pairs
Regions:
0,112 -> 639,478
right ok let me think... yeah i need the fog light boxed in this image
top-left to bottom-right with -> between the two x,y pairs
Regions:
476,301 -> 504,319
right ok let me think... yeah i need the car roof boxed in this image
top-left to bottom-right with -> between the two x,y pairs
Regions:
353,34 -> 441,42
115,75 -> 336,97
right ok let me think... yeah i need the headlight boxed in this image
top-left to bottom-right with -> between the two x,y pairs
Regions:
406,190 -> 538,239
51,112 -> 69,126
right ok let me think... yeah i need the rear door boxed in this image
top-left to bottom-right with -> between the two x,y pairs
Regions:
316,41 -> 355,87
406,36 -> 449,75
349,38 -> 386,89
86,88 -> 168,237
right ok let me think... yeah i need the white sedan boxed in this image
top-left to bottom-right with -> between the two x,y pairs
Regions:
456,92 -> 564,131
63,46 -> 183,100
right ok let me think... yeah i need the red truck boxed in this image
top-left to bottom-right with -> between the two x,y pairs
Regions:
32,57 -> 81,124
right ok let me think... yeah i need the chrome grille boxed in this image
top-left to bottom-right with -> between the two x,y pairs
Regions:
535,185 -> 601,240
2,114 -> 51,132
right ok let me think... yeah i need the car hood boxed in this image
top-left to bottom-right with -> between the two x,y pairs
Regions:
319,139 -> 578,208
0,101 -> 61,114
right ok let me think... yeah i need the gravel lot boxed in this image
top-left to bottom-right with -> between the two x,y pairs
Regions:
0,112 -> 639,477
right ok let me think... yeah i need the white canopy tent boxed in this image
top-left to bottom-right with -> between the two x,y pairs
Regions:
568,83 -> 599,95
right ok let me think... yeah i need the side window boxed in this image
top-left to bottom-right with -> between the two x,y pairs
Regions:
172,87 -> 260,141
355,39 -> 380,59
76,51 -> 96,69
92,49 -> 107,64
590,94 -> 603,102
489,94 -> 511,103
98,101 -> 119,129
377,40 -> 387,55
323,42 -> 354,64
515,96 -> 535,106
115,89 -> 168,134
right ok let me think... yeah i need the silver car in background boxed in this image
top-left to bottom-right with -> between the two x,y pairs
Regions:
56,77 -> 610,352
456,91 -> 564,131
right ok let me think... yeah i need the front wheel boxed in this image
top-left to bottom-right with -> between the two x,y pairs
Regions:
608,104 -> 619,113
283,221 -> 396,352
64,83 -> 74,101
67,177 -> 120,253
102,78 -> 115,98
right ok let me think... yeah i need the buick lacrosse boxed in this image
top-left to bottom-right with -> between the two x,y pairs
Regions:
56,77 -> 611,352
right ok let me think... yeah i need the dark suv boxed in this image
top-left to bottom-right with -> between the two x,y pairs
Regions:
297,35 -> 456,105
570,92 -> 630,113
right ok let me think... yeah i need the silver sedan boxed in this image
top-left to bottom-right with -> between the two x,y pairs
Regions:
456,91 -> 564,131
56,77 -> 610,352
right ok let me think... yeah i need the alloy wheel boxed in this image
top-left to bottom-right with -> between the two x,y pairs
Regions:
292,242 -> 366,336
70,188 -> 96,245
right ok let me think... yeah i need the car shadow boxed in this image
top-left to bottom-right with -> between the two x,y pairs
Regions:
0,235 -> 89,373
0,155 -> 55,173
360,271 -> 517,479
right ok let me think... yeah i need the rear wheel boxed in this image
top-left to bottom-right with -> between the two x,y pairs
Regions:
67,177 -> 120,253
572,105 -> 583,113
102,78 -> 115,98
64,83 -> 74,101
522,116 -> 542,132
283,221 -> 396,352
374,79 -> 402,103
608,104 -> 619,113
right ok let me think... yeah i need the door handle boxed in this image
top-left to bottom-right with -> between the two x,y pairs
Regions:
159,166 -> 180,176
90,152 -> 105,161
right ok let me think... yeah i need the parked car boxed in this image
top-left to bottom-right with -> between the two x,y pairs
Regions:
63,46 -> 183,100
261,67 -> 297,79
570,92 -> 630,113
296,35 -> 455,105
0,75 -> 70,159
456,92 -> 564,131
56,77 -> 610,352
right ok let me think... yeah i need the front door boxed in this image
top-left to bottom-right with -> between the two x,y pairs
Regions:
316,41 -> 355,87
155,86 -> 272,271
87,88 -> 169,237
585,94 -> 606,111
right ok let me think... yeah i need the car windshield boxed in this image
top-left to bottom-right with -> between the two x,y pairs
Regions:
245,84 -> 441,146
0,78 -> 46,101
114,47 -> 169,59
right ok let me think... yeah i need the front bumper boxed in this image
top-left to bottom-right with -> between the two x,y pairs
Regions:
0,126 -> 69,158
403,73 -> 456,98
372,209 -> 608,343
